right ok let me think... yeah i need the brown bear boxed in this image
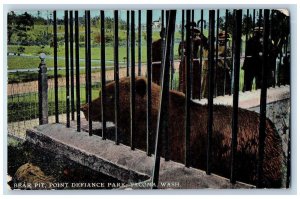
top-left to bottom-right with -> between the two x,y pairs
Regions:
81,77 -> 284,188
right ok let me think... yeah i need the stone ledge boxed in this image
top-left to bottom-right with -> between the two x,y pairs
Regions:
193,85 -> 290,109
26,123 -> 254,189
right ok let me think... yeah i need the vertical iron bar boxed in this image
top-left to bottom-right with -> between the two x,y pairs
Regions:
53,10 -> 59,123
160,10 -> 165,84
101,10 -> 106,140
75,11 -> 80,132
114,10 -> 119,144
180,10 -> 185,90
170,23 -> 175,90
70,10 -> 75,121
206,10 -> 215,175
185,10 -> 191,168
138,10 -> 142,76
199,9 -> 204,99
223,9 -> 228,95
253,9 -> 256,35
130,10 -> 136,150
87,10 -> 92,136
215,9 -> 219,96
230,9 -> 242,184
85,11 -> 88,103
126,11 -> 130,77
190,10 -> 194,98
152,10 -> 177,189
258,9 -> 262,31
257,9 -> 270,188
64,10 -> 70,128
146,10 -> 153,156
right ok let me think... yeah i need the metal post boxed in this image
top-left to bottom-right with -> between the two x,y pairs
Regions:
230,9 -> 242,184
146,10 -> 153,156
64,10 -> 70,128
138,10 -> 142,76
85,11 -> 88,103
223,9 -> 229,95
253,9 -> 256,35
215,9 -> 219,96
257,9 -> 270,188
126,11 -> 130,77
185,10 -> 191,168
199,9 -> 204,99
152,10 -> 177,189
160,10 -> 165,85
70,10 -> 75,121
114,10 -> 120,145
53,11 -> 59,123
206,10 -> 215,175
130,10 -> 136,150
38,53 -> 48,125
101,10 -> 106,140
75,11 -> 80,132
180,10 -> 185,91
86,10 -> 92,136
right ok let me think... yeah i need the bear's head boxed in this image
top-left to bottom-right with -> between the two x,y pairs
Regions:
80,77 -> 148,122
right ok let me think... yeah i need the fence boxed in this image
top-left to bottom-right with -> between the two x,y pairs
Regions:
7,8 -> 290,188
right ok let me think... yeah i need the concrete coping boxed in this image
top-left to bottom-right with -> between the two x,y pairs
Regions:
26,123 -> 254,189
192,85 -> 290,109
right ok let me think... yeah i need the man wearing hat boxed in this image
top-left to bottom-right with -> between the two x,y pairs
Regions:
215,31 -> 232,96
178,22 -> 208,99
242,26 -> 264,91
201,31 -> 231,98
151,28 -> 166,85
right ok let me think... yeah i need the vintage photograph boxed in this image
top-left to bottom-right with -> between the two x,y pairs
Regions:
6,8 -> 291,190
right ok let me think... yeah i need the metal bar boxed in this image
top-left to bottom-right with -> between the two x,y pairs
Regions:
185,10 -> 191,168
215,9 -> 219,96
138,10 -> 142,76
258,9 -> 262,31
101,10 -> 106,140
164,10 -> 170,161
69,10 -> 75,121
152,10 -> 177,189
253,9 -> 256,35
206,10 -> 215,175
75,11 -> 81,132
190,10 -> 194,98
146,10 -> 153,156
230,9 -> 242,184
87,10 -> 92,135
126,11 -> 130,77
114,10 -> 120,145
257,9 -> 270,188
170,22 -> 175,90
64,10 -> 70,128
199,9 -> 204,99
180,10 -> 185,91
223,9 -> 228,95
130,10 -> 136,150
160,10 -> 165,84
230,10 -> 235,95
53,10 -> 59,123
85,11 -> 88,103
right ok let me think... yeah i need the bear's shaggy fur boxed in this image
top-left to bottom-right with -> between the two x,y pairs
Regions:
81,77 -> 284,188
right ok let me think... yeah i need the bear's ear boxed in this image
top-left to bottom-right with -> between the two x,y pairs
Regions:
80,104 -> 88,112
136,78 -> 147,97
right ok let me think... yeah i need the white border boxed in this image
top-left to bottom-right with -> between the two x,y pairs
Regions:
1,0 -> 299,198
